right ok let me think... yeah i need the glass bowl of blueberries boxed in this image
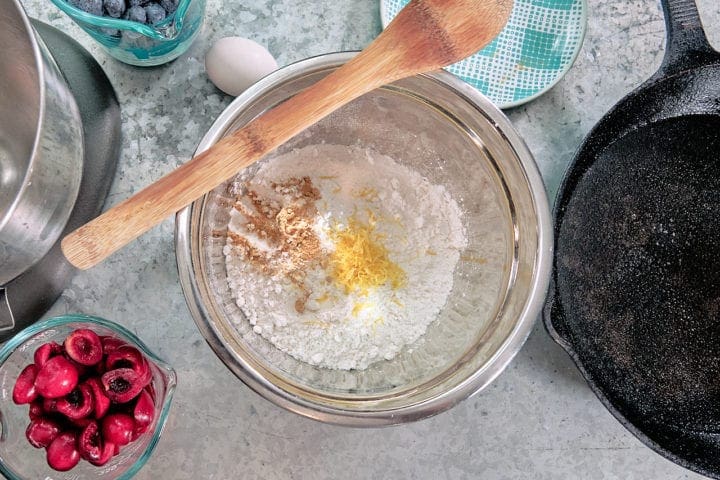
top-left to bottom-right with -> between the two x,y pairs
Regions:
50,0 -> 206,66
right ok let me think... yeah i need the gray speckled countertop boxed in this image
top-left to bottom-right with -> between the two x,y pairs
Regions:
18,0 -> 720,478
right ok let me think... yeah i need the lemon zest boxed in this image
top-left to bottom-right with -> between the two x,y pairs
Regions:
351,301 -> 373,317
353,186 -> 379,201
315,291 -> 331,304
328,215 -> 406,295
368,316 -> 385,335
302,319 -> 331,329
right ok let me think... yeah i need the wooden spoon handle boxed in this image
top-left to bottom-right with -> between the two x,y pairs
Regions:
61,49 -> 392,269
62,0 -> 514,269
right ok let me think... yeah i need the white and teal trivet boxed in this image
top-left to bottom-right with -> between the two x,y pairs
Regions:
380,0 -> 587,108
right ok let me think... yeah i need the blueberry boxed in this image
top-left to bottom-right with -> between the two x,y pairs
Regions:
124,5 -> 147,23
144,3 -> 166,24
159,0 -> 177,14
128,0 -> 147,6
71,0 -> 103,15
102,0 -> 125,18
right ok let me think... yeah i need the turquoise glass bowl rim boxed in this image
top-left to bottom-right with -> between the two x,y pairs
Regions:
49,0 -> 193,41
0,314 -> 177,480
380,0 -> 588,108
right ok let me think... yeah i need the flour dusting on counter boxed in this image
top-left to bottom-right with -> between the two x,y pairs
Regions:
223,144 -> 467,370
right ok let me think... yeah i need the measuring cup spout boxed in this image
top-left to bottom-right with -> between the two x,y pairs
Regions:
151,23 -> 180,40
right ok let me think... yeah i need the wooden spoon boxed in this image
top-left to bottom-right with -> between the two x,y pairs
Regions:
62,0 -> 513,269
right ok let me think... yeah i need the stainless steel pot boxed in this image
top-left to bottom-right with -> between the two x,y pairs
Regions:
0,0 -> 84,286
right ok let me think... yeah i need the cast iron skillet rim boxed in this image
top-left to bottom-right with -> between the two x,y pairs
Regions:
551,63 -> 720,239
546,310 -> 720,479
545,0 -> 720,358
543,0 -> 720,477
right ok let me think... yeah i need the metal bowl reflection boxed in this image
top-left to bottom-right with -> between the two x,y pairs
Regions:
176,52 -> 552,426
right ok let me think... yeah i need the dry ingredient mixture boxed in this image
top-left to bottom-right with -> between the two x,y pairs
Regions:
223,144 -> 467,370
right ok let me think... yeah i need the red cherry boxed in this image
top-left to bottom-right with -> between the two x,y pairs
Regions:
101,413 -> 135,447
89,441 -> 116,466
64,329 -> 103,366
34,356 -> 79,399
100,336 -> 127,355
12,364 -> 39,404
133,389 -> 155,437
56,383 -> 94,420
25,417 -> 62,448
105,346 -> 152,388
86,377 -> 111,419
46,431 -> 81,472
33,342 -> 62,367
144,383 -> 156,401
78,420 -> 102,463
101,368 -> 144,403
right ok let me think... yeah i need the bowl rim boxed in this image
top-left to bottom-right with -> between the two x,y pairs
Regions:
0,314 -> 177,479
175,51 -> 552,426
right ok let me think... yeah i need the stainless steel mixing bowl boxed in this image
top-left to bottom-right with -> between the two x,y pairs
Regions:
0,0 -> 84,286
176,52 -> 552,426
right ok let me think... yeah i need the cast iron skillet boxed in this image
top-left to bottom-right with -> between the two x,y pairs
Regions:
544,0 -> 720,477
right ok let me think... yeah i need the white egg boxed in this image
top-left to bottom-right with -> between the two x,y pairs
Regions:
205,37 -> 278,96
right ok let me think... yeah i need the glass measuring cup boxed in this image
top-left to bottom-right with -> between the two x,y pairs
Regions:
50,0 -> 206,66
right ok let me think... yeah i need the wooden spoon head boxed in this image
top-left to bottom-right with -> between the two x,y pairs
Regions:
383,0 -> 514,76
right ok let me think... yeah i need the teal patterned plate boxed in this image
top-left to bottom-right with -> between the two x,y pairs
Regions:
380,0 -> 587,108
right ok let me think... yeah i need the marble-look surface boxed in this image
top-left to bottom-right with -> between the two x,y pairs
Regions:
18,0 -> 720,478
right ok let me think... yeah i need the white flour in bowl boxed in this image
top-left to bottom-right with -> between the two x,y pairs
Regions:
223,144 -> 467,370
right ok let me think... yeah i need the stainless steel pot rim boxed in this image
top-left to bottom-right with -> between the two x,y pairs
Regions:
175,52 -> 553,426
1,0 -> 48,233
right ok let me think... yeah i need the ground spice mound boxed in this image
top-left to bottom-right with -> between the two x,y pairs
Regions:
226,176 -> 324,313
